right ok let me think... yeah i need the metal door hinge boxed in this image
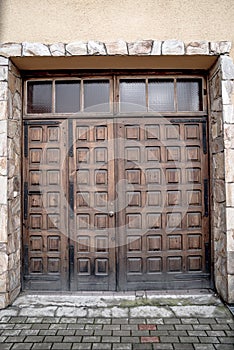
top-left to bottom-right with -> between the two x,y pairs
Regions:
204,179 -> 209,217
24,182 -> 28,219
69,181 -> 74,218
68,120 -> 73,157
24,124 -> 28,158
202,120 -> 207,154
69,245 -> 75,277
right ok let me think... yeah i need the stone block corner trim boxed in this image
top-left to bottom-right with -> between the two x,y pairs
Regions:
0,40 -> 232,57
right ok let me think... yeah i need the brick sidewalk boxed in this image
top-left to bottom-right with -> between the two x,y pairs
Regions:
0,292 -> 233,349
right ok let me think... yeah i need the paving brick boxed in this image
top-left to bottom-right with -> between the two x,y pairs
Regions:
94,330 -> 112,336
112,319 -> 128,325
113,345 -> 132,350
2,329 -> 21,336
129,319 -> 146,324
67,324 -> 84,330
207,330 -> 226,336
44,336 -> 63,343
153,345 -> 173,350
218,337 -> 234,343
168,330 -> 187,336
82,336 -> 101,342
225,330 -> 234,336
5,336 -> 26,342
121,324 -> 138,331
101,336 -> 121,343
159,336 -> 179,343
141,336 -> 159,343
113,330 -> 131,336
20,329 -> 40,336
103,325 -> 121,330
0,324 -> 14,329
42,318 -> 61,324
193,324 -> 212,330
133,345 -> 152,350
216,319 -> 233,324
194,345 -> 216,350
198,336 -> 219,343
26,318 -> 43,324
198,318 -> 217,324
93,344 -> 112,350
9,317 -> 27,324
25,335 -> 45,342
63,336 -> 82,342
75,330 -> 94,336
164,318 -> 181,324
150,330 -> 169,336
52,344 -> 72,350
49,324 -> 67,330
138,324 -> 156,330
59,318 -> 77,324
181,318 -> 199,324
175,324 -> 193,330
180,336 -> 199,343
72,344 -> 92,350
85,324 -> 102,330
157,325 -> 175,330
214,345 -> 234,350
95,318 -> 111,324
32,344 -> 53,350
132,330 -> 150,336
57,330 -> 76,336
0,344 -> 13,350
31,324 -> 50,330
11,344 -> 33,350
147,318 -> 164,325
173,344 -> 194,350
14,324 -> 33,330
188,330 -> 207,336
39,330 -> 57,336
212,324 -> 231,330
77,318 -> 94,324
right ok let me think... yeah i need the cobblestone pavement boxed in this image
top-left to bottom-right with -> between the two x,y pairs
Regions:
0,292 -> 233,350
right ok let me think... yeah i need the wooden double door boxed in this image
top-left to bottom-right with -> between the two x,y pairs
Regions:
23,117 -> 210,291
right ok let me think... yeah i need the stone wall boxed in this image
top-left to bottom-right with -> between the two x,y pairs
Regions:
0,39 -> 233,307
0,57 -> 22,309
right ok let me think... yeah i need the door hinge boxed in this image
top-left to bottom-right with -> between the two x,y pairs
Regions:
69,181 -> 74,218
205,242 -> 210,273
69,245 -> 75,278
68,120 -> 73,157
24,182 -> 28,219
202,120 -> 207,154
204,179 -> 209,217
24,245 -> 29,275
24,124 -> 28,158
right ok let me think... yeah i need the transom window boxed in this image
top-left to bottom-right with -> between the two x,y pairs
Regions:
25,75 -> 205,115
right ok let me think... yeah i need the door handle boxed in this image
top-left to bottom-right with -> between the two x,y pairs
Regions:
109,211 -> 114,217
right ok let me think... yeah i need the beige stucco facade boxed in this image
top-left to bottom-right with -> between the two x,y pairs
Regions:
0,0 -> 234,308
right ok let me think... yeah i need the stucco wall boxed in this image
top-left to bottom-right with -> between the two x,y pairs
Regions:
0,0 -> 234,59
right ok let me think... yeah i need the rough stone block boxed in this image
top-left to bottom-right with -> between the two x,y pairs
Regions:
171,305 -> 229,318
0,177 -> 7,204
0,272 -> 7,293
227,230 -> 234,251
22,42 -> 50,56
0,204 -> 7,242
0,157 -> 7,176
162,40 -> 184,55
213,152 -> 224,179
223,104 -> 234,123
222,81 -> 234,105
227,251 -> 234,274
225,149 -> 234,182
56,307 -> 87,317
0,252 -> 8,275
0,68 -> 8,81
49,43 -> 65,56
0,82 -> 8,101
226,183 -> 234,207
210,41 -> 232,55
105,40 -> 128,55
128,40 -> 153,55
151,41 -> 162,55
211,98 -> 222,112
228,275 -> 234,303
0,294 -> 8,309
88,41 -> 106,55
186,41 -> 209,55
221,56 -> 234,80
0,43 -> 21,57
66,41 -> 87,55
226,208 -> 234,231
0,101 -> 7,120
130,306 -> 173,318
0,57 -> 9,65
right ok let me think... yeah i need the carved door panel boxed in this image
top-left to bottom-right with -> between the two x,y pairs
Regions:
23,120 -> 69,290
69,120 -> 116,291
117,117 -> 210,290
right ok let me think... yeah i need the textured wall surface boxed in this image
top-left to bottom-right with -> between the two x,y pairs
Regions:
0,0 -> 234,58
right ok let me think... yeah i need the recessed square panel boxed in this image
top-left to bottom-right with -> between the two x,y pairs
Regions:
127,192 -> 141,206
96,126 -> 107,141
77,148 -> 89,163
47,214 -> 60,229
165,125 -> 180,140
95,170 -> 108,185
168,235 -> 182,250
47,192 -> 59,208
147,191 -> 161,206
77,214 -> 89,229
187,212 -> 202,228
147,235 -> 162,251
166,169 -> 180,183
147,258 -> 162,273
29,127 -> 43,142
77,126 -> 89,141
48,127 -> 59,142
96,236 -> 108,252
167,191 -> 181,206
127,258 -> 142,274
30,258 -> 43,273
145,125 -> 160,139
125,147 -> 140,162
48,236 -> 60,251
147,213 -> 161,229
126,169 -> 141,184
30,170 -> 42,186
95,259 -> 108,275
187,190 -> 201,206
167,257 -> 182,272
186,147 -> 200,161
146,169 -> 160,184
95,192 -> 108,207
166,147 -> 180,162
95,147 -> 107,163
127,214 -> 141,229
186,168 -> 201,183
185,124 -> 200,140
188,256 -> 202,271
146,147 -> 160,162
167,213 -> 182,228
77,236 -> 90,252
30,236 -> 42,251
30,149 -> 42,164
78,258 -> 90,275
48,258 -> 60,274
127,236 -> 141,251
188,235 -> 202,250
30,194 -> 42,208
77,192 -> 90,207
47,170 -> 60,185
30,214 -> 42,229
46,148 -> 60,164
95,214 -> 107,229
125,126 -> 140,140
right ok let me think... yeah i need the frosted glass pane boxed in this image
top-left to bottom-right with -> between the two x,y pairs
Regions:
177,79 -> 203,111
27,82 -> 52,113
84,80 -> 110,112
120,80 -> 146,112
149,79 -> 175,111
55,81 -> 80,113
